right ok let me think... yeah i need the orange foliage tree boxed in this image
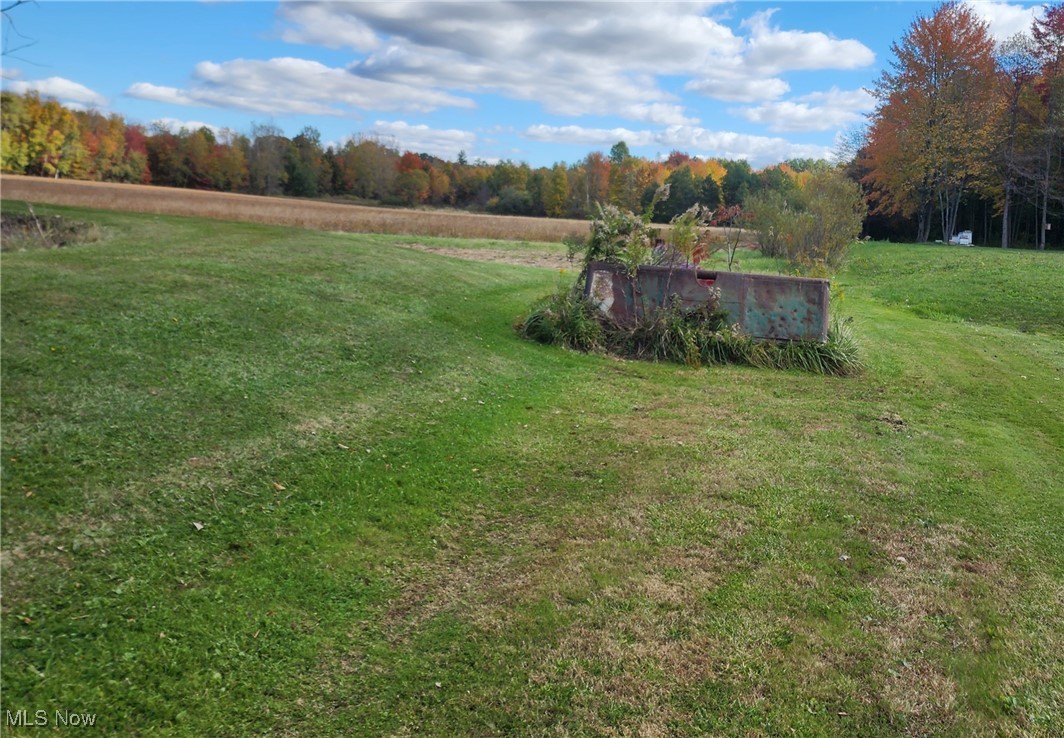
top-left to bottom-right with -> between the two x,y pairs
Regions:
864,1 -> 998,242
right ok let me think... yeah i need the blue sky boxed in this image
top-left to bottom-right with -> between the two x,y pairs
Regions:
0,1 -> 1049,168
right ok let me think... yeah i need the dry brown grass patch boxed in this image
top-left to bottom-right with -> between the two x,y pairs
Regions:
1,175 -> 590,242
395,242 -> 572,269
859,520 -> 1024,731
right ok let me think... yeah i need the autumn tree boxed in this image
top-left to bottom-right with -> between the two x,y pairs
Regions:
248,123 -> 290,196
183,126 -> 217,188
542,163 -> 569,218
1028,3 -> 1064,249
0,91 -> 30,172
284,126 -> 328,197
122,124 -> 151,184
647,165 -> 699,222
987,31 -> 1038,249
396,150 -> 426,174
526,168 -> 547,216
393,169 -> 430,205
449,160 -> 490,207
337,136 -> 397,200
0,92 -> 85,177
78,110 -> 125,181
749,169 -> 866,274
486,159 -> 530,196
758,165 -> 798,198
783,170 -> 867,274
483,160 -> 533,214
213,129 -> 249,192
865,2 -> 998,242
607,140 -> 648,212
582,151 -> 611,210
427,167 -> 452,205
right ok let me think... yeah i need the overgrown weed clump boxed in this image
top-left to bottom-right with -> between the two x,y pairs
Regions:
515,284 -> 863,376
0,207 -> 102,251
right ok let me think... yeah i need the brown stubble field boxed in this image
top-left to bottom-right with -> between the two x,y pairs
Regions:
0,174 -> 591,243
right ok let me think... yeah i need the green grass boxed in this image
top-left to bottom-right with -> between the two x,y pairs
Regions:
2,202 -> 1062,737
843,241 -> 1064,336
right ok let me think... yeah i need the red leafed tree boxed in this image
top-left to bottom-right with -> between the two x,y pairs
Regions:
123,125 -> 151,184
664,150 -> 692,169
397,150 -> 426,173
864,1 -> 998,243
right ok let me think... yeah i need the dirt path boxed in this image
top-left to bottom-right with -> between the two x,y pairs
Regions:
395,242 -> 574,270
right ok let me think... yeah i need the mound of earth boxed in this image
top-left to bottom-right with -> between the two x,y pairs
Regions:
1,213 -> 100,251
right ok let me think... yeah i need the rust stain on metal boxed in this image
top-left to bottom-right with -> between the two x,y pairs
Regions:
584,262 -> 829,342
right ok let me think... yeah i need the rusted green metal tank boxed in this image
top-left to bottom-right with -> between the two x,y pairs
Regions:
584,262 -> 830,343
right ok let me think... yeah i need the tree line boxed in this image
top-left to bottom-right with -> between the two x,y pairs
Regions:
0,94 -> 828,223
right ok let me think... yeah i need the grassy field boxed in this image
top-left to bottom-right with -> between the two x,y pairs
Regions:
1,201 -> 1062,737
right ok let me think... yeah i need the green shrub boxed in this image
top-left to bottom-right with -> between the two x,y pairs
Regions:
748,170 -> 866,276
577,202 -> 657,276
568,188 -> 671,280
657,204 -> 717,268
745,190 -> 792,259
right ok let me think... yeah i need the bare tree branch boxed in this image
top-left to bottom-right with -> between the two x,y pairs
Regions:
2,0 -> 38,59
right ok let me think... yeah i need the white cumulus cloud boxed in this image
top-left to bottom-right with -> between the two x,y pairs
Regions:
685,75 -> 790,104
735,88 -> 875,132
126,83 -> 200,107
967,0 -> 1043,42
683,8 -> 874,105
365,120 -> 477,160
148,118 -> 224,137
525,124 -> 656,148
740,9 -> 876,74
115,2 -> 880,163
7,76 -> 108,107
127,57 -> 475,116
277,1 -> 766,121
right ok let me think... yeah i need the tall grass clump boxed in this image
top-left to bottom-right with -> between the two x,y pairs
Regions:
515,287 -> 605,352
610,298 -> 725,367
753,317 -> 863,375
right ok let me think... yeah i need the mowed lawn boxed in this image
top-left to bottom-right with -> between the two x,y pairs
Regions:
1,203 -> 1061,737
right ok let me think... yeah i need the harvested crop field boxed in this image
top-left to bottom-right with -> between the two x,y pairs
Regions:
0,175 -> 591,243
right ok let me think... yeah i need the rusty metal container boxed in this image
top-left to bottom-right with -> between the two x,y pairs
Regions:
584,262 -> 829,342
